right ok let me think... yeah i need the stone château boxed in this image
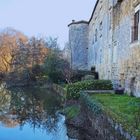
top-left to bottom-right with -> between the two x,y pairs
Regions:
68,0 -> 140,97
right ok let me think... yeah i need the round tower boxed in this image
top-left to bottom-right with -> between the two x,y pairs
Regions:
68,20 -> 89,70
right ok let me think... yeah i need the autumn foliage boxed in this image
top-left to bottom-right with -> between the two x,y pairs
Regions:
0,28 -> 48,75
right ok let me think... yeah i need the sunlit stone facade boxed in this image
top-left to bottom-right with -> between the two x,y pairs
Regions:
68,0 -> 140,97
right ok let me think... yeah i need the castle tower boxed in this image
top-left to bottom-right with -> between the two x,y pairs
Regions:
68,20 -> 89,70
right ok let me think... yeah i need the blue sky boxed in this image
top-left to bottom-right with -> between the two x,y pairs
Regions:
0,0 -> 96,48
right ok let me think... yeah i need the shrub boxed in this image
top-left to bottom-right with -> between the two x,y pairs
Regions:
66,80 -> 113,100
44,51 -> 70,84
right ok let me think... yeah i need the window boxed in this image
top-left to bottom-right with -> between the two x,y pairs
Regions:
100,0 -> 103,11
109,11 -> 112,30
99,22 -> 103,37
100,49 -> 102,64
95,29 -> 98,42
99,22 -> 103,30
132,10 -> 139,42
92,24 -> 95,44
92,37 -> 94,44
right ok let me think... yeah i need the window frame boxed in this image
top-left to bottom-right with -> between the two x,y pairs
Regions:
132,4 -> 140,43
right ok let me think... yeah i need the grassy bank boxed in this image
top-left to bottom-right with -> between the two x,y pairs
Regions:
90,94 -> 140,137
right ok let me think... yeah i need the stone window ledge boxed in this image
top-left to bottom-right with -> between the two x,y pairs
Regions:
130,40 -> 140,48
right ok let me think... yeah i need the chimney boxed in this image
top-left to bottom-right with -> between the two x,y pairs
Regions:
72,20 -> 75,23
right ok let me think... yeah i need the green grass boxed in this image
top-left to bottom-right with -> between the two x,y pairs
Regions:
64,105 -> 80,119
90,94 -> 140,137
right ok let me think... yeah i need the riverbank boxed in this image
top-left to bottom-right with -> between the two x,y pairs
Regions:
52,80 -> 140,140
65,93 -> 140,140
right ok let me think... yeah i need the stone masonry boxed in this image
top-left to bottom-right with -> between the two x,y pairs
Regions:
68,0 -> 140,97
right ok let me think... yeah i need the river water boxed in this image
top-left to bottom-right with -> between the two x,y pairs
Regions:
0,86 -> 71,140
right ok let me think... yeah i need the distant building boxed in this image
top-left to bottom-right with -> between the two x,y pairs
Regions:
68,0 -> 140,97
62,42 -> 71,64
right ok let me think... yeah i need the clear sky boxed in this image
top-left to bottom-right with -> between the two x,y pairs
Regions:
0,0 -> 96,48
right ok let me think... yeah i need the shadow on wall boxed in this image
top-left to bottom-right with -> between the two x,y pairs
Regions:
130,77 -> 136,96
71,66 -> 99,82
91,66 -> 99,80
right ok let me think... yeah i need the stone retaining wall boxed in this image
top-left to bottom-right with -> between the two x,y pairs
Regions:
80,92 -> 137,140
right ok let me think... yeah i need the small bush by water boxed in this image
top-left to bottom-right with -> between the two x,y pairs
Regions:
64,105 -> 80,119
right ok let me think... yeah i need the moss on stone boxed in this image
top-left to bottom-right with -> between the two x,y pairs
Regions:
64,105 -> 80,119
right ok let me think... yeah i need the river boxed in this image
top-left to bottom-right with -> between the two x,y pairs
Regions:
0,86 -> 72,140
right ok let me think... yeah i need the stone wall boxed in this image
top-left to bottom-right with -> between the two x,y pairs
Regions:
112,0 -> 140,96
111,0 -> 132,88
88,0 -> 112,80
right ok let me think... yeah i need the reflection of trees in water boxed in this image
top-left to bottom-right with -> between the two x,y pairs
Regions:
0,87 -> 19,128
0,115 -> 19,128
0,87 -> 62,132
0,86 -> 11,113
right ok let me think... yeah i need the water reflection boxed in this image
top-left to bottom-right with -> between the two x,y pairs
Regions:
0,86 -> 69,140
